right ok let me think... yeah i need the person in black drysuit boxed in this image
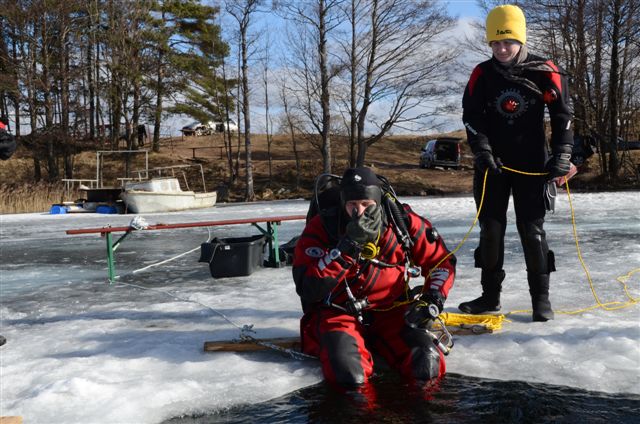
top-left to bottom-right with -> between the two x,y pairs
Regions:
0,116 -> 16,160
458,5 -> 573,322
137,124 -> 147,147
0,116 -> 15,347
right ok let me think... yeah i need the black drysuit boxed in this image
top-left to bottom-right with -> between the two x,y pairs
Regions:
0,123 -> 16,161
462,53 -> 573,307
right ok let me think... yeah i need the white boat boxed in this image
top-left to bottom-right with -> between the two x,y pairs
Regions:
121,177 -> 217,213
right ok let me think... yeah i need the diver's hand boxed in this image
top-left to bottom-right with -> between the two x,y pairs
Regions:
345,204 -> 382,245
545,153 -> 572,180
404,290 -> 444,329
474,151 -> 502,174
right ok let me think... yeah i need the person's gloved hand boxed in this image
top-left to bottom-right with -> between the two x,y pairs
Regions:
545,152 -> 572,180
337,203 -> 382,258
336,236 -> 361,257
346,203 -> 382,244
474,151 -> 502,174
404,290 -> 444,329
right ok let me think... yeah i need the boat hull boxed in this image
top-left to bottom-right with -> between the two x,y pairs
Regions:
121,190 -> 217,213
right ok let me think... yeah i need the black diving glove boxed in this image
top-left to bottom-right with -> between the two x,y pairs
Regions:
545,152 -> 572,180
346,203 -> 382,244
336,236 -> 361,258
404,290 -> 445,329
474,151 -> 502,174
336,204 -> 382,258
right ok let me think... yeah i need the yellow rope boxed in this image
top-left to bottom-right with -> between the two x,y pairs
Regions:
499,165 -> 547,176
553,181 -> 639,314
372,173 -> 489,312
424,170 -> 489,281
439,312 -> 507,331
374,167 -> 639,322
498,168 -> 639,316
617,269 -> 640,298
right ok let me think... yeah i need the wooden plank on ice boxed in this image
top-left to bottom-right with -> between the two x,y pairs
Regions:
0,417 -> 23,424
204,325 -> 493,353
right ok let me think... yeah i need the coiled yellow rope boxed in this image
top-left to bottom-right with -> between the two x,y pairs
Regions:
439,312 -> 506,331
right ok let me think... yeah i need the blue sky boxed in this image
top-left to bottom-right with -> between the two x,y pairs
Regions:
10,0 -> 486,136
445,0 -> 484,19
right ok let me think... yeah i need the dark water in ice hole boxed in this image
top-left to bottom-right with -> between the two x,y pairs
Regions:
164,372 -> 640,424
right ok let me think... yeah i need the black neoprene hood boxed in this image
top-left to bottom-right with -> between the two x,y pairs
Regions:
339,167 -> 382,204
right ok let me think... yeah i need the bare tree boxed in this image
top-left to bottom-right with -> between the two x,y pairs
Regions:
4,0 -> 40,176
523,0 -> 639,181
606,0 -> 623,177
279,78 -> 303,189
337,0 -> 458,166
0,5 -> 22,136
226,0 -> 263,201
276,0 -> 344,174
337,0 -> 366,166
149,2 -> 171,152
220,49 -> 239,186
259,31 -> 274,183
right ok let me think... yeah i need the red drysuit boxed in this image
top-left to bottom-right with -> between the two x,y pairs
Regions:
292,206 -> 455,388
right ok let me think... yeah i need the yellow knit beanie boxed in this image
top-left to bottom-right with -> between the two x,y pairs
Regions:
486,5 -> 526,45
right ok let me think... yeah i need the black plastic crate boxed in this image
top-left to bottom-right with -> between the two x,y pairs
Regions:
199,235 -> 266,278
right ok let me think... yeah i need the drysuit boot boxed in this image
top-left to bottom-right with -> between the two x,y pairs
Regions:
529,273 -> 554,322
458,270 -> 505,314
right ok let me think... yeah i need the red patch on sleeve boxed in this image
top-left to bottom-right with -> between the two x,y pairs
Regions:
0,122 -> 6,131
544,60 -> 562,94
467,66 -> 483,97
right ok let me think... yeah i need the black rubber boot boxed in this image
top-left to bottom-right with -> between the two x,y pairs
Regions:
529,273 -> 554,322
458,270 -> 505,314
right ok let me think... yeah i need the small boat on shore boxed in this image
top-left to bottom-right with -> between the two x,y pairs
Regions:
121,176 -> 217,213
59,153 -> 217,214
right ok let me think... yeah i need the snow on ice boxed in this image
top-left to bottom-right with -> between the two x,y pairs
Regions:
1,191 -> 638,423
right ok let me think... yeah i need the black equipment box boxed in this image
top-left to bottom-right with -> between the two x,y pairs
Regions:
199,235 -> 266,278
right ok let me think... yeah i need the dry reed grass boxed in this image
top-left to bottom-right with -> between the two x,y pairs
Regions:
0,182 -> 81,214
1,130 -> 636,214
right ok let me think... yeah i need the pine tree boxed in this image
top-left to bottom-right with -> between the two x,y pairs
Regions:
164,1 -> 234,128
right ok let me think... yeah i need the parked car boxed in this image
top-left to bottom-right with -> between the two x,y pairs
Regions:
617,138 -> 640,150
181,121 -> 212,137
419,137 -> 462,170
571,135 -> 596,166
210,119 -> 239,133
224,119 -> 239,132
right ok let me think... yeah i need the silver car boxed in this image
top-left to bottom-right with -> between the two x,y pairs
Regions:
181,121 -> 212,137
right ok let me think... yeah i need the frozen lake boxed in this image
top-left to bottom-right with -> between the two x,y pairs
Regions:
1,191 -> 639,423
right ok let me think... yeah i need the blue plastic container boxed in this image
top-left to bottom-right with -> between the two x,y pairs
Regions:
96,205 -> 118,214
50,205 -> 67,214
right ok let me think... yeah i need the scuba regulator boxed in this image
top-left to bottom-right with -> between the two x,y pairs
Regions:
360,239 -> 380,260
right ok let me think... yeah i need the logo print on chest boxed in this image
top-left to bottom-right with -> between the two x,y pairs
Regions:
495,89 -> 528,123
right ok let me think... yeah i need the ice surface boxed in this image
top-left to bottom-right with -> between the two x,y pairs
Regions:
1,192 -> 638,423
